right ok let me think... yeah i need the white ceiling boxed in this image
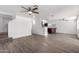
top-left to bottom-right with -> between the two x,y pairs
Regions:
0,5 -> 78,20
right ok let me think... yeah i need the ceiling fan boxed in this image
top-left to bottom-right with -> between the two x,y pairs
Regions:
21,5 -> 39,15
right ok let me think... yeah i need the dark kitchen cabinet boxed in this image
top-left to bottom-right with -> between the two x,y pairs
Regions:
48,28 -> 56,34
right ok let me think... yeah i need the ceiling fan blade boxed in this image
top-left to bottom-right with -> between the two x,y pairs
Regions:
21,6 -> 28,10
20,10 -> 27,12
32,8 -> 38,10
28,7 -> 31,11
32,11 -> 39,14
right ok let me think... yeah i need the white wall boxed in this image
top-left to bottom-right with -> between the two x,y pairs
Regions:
0,5 -> 78,35
32,17 -> 44,35
2,15 -> 13,32
0,15 -> 13,33
47,6 -> 79,35
49,20 -> 77,34
0,5 -> 16,33
57,21 -> 76,34
8,15 -> 32,39
77,17 -> 79,38
33,5 -> 79,35
0,16 -> 3,32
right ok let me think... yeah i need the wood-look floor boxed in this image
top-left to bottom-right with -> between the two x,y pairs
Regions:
0,33 -> 79,53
